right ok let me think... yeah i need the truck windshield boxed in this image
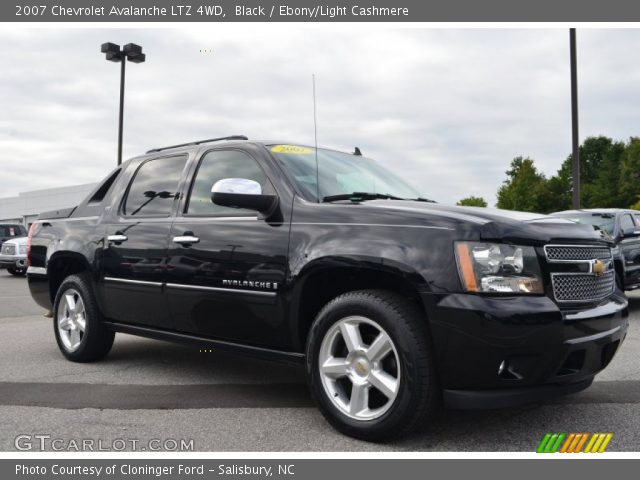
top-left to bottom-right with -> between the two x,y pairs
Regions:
269,145 -> 422,202
0,225 -> 23,237
555,213 -> 616,237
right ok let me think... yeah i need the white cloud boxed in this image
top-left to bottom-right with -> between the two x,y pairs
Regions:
0,27 -> 639,206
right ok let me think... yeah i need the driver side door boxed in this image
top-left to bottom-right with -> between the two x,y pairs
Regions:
164,148 -> 291,348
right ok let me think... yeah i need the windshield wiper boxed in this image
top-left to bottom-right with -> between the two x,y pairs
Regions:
321,192 -> 405,203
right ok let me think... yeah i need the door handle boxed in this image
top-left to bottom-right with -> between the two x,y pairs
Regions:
107,234 -> 128,243
173,235 -> 200,245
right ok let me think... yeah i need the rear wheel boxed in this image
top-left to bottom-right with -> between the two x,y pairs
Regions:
306,290 -> 439,441
53,274 -> 114,362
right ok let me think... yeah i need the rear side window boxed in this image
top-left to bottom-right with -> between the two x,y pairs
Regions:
187,150 -> 269,216
123,156 -> 188,216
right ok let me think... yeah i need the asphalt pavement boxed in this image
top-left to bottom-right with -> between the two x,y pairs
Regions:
0,269 -> 639,451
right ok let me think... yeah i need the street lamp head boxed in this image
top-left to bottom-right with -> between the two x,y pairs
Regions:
101,42 -> 122,62
100,42 -> 120,54
105,51 -> 123,62
123,43 -> 146,63
127,53 -> 146,64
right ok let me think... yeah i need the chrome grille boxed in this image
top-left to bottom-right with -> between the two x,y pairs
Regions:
544,245 -> 612,262
551,271 -> 615,303
1,244 -> 15,255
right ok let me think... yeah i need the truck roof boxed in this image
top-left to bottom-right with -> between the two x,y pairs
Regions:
143,135 -> 354,157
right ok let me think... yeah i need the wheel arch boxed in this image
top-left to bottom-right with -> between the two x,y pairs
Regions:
47,251 -> 92,303
289,258 -> 430,351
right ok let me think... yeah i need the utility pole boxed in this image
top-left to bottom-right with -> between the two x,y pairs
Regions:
570,28 -> 580,209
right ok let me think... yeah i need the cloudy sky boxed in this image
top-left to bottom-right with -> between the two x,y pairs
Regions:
1,27 -> 639,205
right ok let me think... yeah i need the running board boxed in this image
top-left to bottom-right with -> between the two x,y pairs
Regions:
103,321 -> 305,365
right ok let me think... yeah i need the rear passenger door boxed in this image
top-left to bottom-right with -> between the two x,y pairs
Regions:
619,212 -> 640,287
98,155 -> 189,328
164,148 -> 290,348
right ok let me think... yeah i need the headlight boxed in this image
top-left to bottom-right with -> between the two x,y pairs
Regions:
455,242 -> 543,294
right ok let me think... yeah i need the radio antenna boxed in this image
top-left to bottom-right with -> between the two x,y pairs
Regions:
312,74 -> 320,203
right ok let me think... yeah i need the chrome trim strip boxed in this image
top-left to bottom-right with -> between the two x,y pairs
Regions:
27,266 -> 47,275
103,277 -> 162,287
177,216 -> 259,221
565,326 -> 621,345
544,244 -> 612,263
290,222 -> 453,230
35,216 -> 99,223
165,282 -> 276,297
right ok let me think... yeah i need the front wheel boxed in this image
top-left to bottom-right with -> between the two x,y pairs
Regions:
306,290 -> 439,441
53,273 -> 115,362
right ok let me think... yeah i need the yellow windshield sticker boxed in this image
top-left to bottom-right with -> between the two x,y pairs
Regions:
271,145 -> 313,154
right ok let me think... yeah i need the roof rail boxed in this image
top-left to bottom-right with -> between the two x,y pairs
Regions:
146,135 -> 249,153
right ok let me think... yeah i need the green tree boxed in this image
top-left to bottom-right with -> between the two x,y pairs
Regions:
496,157 -> 547,212
457,196 -> 487,207
619,137 -> 640,207
588,140 -> 626,208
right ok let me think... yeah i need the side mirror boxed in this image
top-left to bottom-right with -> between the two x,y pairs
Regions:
622,226 -> 640,237
211,178 -> 278,214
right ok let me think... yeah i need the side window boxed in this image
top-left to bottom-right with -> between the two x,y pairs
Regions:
634,215 -> 640,227
620,214 -> 635,231
123,156 -> 188,216
187,150 -> 270,216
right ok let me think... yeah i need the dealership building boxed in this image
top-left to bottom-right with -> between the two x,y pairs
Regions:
0,183 -> 96,227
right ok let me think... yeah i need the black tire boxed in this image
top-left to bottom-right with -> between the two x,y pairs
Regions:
53,273 -> 115,362
306,290 -> 439,442
616,272 -> 624,292
7,267 -> 26,276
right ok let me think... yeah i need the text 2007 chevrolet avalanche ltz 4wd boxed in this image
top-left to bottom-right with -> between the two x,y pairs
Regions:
27,136 -> 628,441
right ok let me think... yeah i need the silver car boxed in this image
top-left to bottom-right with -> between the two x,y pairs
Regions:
0,236 -> 28,276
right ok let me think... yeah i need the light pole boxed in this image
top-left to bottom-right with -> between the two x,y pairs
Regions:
570,29 -> 580,209
101,42 -> 146,166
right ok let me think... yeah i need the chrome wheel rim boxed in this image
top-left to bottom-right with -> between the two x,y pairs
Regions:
57,288 -> 86,352
318,316 -> 401,421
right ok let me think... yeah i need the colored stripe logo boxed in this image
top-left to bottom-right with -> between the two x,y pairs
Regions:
537,433 -> 613,453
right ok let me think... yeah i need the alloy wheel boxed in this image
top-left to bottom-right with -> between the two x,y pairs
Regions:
57,288 -> 87,352
318,316 -> 401,420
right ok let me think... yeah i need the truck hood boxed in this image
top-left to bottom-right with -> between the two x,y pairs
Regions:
1,236 -> 27,247
365,201 -> 607,245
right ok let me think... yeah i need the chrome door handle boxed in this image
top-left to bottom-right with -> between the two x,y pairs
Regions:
173,235 -> 200,245
107,234 -> 128,243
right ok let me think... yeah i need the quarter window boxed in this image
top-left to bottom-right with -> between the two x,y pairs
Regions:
187,150 -> 270,216
123,156 -> 188,216
620,214 -> 635,231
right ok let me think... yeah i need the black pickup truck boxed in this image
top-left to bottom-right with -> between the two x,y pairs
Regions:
27,136 -> 628,441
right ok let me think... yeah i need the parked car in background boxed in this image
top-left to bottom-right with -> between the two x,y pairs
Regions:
551,209 -> 640,290
0,235 -> 28,276
0,224 -> 27,247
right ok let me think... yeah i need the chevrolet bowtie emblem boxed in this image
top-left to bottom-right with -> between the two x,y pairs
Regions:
592,259 -> 606,276
356,362 -> 367,375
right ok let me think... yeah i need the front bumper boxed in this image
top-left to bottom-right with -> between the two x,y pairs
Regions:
0,255 -> 27,269
423,291 -> 628,409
